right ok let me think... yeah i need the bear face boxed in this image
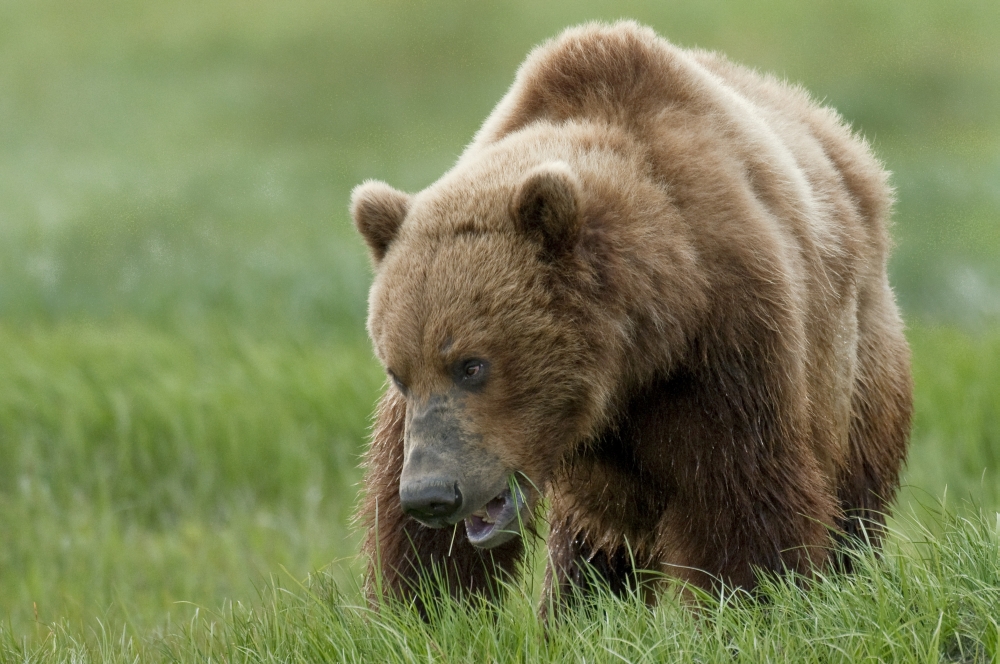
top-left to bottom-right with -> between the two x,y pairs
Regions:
356,154 -> 601,549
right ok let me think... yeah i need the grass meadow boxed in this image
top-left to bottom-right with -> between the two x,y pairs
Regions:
0,0 -> 998,660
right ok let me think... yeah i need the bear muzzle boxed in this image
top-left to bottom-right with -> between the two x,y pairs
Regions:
399,394 -> 531,545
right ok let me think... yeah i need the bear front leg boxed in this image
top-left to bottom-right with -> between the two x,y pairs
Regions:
357,390 -> 524,614
541,511 -> 641,620
654,367 -> 840,592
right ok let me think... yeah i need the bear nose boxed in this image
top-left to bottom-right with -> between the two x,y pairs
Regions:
400,480 -> 463,523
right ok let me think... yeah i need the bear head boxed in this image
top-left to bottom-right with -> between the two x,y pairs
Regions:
351,125 -> 686,549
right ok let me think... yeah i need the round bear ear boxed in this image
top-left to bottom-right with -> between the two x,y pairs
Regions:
351,180 -> 412,264
511,161 -> 582,259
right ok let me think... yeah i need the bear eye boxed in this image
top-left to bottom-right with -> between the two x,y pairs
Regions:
388,370 -> 408,395
454,358 -> 489,389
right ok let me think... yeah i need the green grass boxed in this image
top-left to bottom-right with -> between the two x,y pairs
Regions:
0,0 -> 998,659
904,327 -> 1000,513
3,510 -> 999,662
0,323 -> 383,630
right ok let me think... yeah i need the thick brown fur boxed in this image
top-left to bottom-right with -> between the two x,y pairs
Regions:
353,21 -> 912,611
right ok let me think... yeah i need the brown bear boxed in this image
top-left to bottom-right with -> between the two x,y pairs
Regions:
350,21 -> 912,611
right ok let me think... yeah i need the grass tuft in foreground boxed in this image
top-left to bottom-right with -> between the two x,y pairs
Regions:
5,509 -> 996,663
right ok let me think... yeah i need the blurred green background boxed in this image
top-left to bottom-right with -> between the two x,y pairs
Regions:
0,0 -> 997,635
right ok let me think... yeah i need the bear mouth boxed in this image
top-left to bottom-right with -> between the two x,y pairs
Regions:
464,480 -> 529,549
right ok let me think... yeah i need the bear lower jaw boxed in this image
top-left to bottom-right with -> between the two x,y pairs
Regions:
464,484 -> 529,549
